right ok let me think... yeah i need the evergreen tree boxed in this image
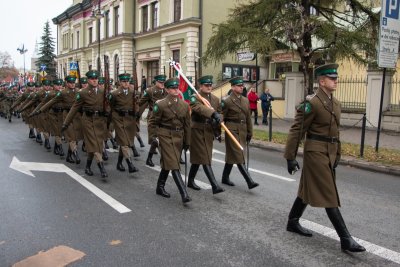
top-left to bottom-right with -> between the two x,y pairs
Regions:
202,0 -> 379,95
37,21 -> 56,79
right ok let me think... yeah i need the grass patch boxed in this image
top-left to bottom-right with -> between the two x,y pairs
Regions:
253,129 -> 400,167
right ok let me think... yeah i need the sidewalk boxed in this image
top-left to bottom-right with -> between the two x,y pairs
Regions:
250,118 -> 400,176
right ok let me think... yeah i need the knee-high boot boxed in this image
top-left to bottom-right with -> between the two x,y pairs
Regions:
287,197 -> 312,237
58,143 -> 65,157
116,149 -> 125,172
156,169 -> 170,198
97,162 -> 108,181
137,135 -> 145,148
203,165 -> 224,194
126,158 -> 139,173
237,164 -> 259,189
44,138 -> 51,150
221,163 -> 235,186
326,208 -> 366,252
187,164 -> 200,190
171,170 -> 191,203
131,145 -> 140,157
29,128 -> 35,138
85,158 -> 94,176
66,149 -> 75,163
72,150 -> 80,164
102,149 -> 108,161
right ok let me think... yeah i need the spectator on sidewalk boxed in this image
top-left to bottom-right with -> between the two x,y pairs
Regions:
247,87 -> 259,125
260,88 -> 274,125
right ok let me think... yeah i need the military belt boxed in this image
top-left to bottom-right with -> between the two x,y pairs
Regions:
307,133 -> 338,143
192,118 -> 211,124
224,118 -> 246,124
159,124 -> 182,131
84,110 -> 105,117
63,108 -> 71,112
52,107 -> 63,113
116,110 -> 135,117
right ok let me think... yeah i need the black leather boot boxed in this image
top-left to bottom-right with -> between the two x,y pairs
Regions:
203,165 -> 224,194
81,141 -> 86,152
287,197 -> 313,237
66,149 -> 75,163
58,144 -> 65,157
221,163 -> 235,186
146,152 -> 155,167
72,150 -> 81,164
171,170 -> 191,203
53,142 -> 59,155
110,138 -> 118,149
97,162 -> 108,181
36,133 -> 43,144
187,164 -> 201,190
44,139 -> 51,150
137,135 -> 145,147
156,169 -> 170,198
104,140 -> 109,149
29,128 -> 35,138
116,152 -> 125,172
126,158 -> 139,173
326,208 -> 366,252
132,146 -> 140,157
102,149 -> 108,161
85,159 -> 94,176
237,164 -> 259,189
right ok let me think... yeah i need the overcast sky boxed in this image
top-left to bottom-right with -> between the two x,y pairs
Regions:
0,0 -> 72,70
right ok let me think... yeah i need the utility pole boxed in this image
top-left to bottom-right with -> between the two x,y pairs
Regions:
17,44 -> 28,85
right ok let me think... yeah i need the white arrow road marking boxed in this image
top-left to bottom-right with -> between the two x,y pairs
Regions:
9,157 -> 131,214
145,165 -> 212,190
300,219 -> 400,264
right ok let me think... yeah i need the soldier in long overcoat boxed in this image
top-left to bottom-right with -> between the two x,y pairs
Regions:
12,82 -> 36,138
20,82 -> 43,144
221,76 -> 259,190
153,78 -> 191,203
62,70 -> 109,181
187,75 -> 224,194
137,74 -> 167,167
108,73 -> 139,173
284,63 -> 365,252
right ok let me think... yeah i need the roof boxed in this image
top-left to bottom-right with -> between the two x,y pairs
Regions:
52,0 -> 92,25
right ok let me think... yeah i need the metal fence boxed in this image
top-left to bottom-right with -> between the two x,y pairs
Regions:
388,77 -> 400,111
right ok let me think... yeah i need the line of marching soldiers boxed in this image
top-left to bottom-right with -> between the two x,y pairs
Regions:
8,64 -> 366,253
0,83 -> 20,122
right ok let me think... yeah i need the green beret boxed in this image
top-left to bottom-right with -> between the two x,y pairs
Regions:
80,77 -> 88,84
229,76 -> 244,86
65,75 -> 76,83
118,72 -> 131,82
98,77 -> 105,84
129,78 -> 135,85
27,82 -> 35,87
198,75 -> 213,85
86,70 -> 99,79
42,79 -> 52,86
164,78 -> 179,88
315,63 -> 339,78
154,74 -> 167,83
53,79 -> 63,86
34,82 -> 42,88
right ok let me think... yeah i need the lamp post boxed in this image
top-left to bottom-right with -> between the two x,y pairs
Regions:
17,44 -> 28,85
91,0 -> 103,74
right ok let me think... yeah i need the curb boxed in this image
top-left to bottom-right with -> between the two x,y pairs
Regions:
250,140 -> 400,177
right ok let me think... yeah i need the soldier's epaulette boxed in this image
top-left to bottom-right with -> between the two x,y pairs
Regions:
306,94 -> 316,101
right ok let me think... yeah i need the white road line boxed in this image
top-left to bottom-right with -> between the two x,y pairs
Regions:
300,219 -> 400,264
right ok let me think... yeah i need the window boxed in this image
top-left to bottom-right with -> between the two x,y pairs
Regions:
222,64 -> 259,80
275,62 -> 292,79
114,6 -> 119,35
173,0 -> 181,22
105,11 -> 110,38
172,50 -> 180,63
142,5 -> 148,32
147,60 -> 159,85
151,2 -> 158,29
77,31 -> 80,49
88,27 -> 93,44
62,33 -> 69,49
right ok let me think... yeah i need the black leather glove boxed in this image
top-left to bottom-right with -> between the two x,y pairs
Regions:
287,159 -> 300,175
211,112 -> 221,124
246,134 -> 252,142
61,124 -> 68,133
183,144 -> 190,152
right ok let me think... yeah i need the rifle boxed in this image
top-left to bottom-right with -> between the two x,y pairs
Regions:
76,60 -> 82,88
103,55 -> 111,119
168,59 -> 243,151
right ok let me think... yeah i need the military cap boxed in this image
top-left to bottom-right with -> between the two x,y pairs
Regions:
118,72 -> 131,82
129,78 -> 135,85
42,79 -> 52,86
98,77 -> 105,84
65,75 -> 76,83
80,77 -> 88,84
164,77 -> 179,89
198,75 -> 213,85
27,82 -> 35,87
34,82 -> 42,87
86,70 -> 100,79
53,79 -> 63,86
154,74 -> 167,83
229,76 -> 244,86
315,63 -> 339,78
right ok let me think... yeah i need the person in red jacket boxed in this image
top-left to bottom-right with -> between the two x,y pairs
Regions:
247,87 -> 259,125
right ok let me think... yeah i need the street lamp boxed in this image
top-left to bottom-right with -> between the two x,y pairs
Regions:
91,0 -> 104,74
17,44 -> 28,85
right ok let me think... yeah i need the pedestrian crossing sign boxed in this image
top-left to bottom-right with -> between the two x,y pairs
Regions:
70,62 -> 78,71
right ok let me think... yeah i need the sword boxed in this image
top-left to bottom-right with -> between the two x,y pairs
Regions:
246,140 -> 250,171
184,149 -> 188,186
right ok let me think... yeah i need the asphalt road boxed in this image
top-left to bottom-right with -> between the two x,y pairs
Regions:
1,117 -> 399,266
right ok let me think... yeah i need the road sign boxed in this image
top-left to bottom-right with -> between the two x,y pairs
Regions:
378,0 -> 400,68
40,64 -> 47,71
70,62 -> 78,70
40,71 -> 47,77
70,70 -> 78,77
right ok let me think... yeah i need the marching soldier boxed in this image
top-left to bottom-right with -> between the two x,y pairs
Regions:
284,63 -> 365,252
62,70 -> 109,181
11,82 -> 36,137
138,74 -> 168,167
153,78 -> 191,203
129,77 -> 142,157
20,82 -> 43,144
187,75 -> 224,194
221,76 -> 259,189
108,73 -> 139,173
